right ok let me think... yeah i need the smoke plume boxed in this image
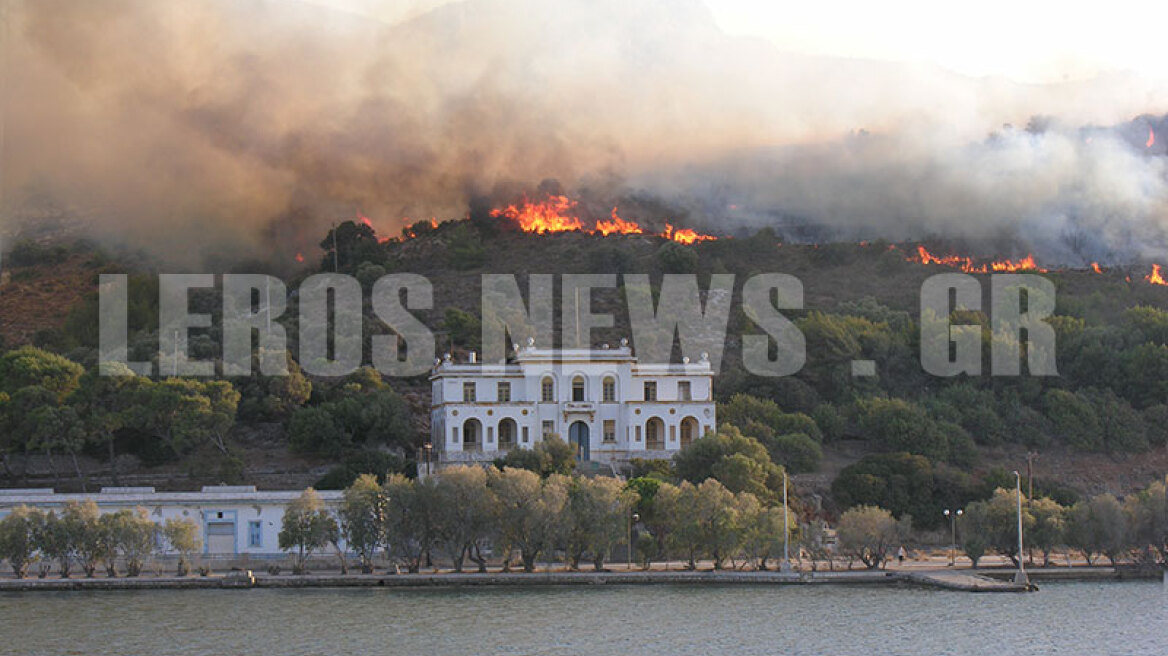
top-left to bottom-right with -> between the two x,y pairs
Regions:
3,0 -> 1168,264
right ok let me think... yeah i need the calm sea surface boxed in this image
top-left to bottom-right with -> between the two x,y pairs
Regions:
1,581 -> 1165,655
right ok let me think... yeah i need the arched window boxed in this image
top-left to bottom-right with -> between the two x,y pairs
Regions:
463,419 -> 482,452
572,376 -> 586,402
645,418 -> 665,450
680,417 -> 699,448
498,418 -> 517,450
602,377 -> 617,403
541,377 -> 555,402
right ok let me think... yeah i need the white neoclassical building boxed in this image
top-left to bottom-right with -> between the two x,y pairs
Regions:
429,342 -> 716,468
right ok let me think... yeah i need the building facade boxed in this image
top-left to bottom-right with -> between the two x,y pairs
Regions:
429,342 -> 716,467
0,486 -> 343,557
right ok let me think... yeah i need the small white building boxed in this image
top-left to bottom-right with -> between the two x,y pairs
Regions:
429,342 -> 717,468
0,486 -> 343,557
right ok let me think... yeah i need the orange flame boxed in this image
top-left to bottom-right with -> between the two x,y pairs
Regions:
1147,264 -> 1167,286
595,207 -> 644,236
1091,262 -> 1103,274
490,195 -> 585,234
295,252 -> 305,263
358,213 -> 374,229
1148,127 -> 1156,149
909,245 -> 1047,273
663,223 -> 716,245
491,194 -> 717,243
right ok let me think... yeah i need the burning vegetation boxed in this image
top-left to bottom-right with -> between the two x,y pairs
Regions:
488,194 -> 717,244
907,245 -> 1168,286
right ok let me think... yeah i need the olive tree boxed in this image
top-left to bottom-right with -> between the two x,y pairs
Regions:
488,467 -> 568,572
279,488 -> 339,574
0,506 -> 40,578
431,466 -> 497,572
1065,494 -> 1128,565
382,474 -> 438,573
162,517 -> 202,576
563,476 -> 635,570
340,474 -> 385,573
109,508 -> 157,577
62,500 -> 102,578
836,505 -> 904,569
963,489 -> 1034,567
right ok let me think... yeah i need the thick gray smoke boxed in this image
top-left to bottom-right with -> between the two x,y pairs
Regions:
3,0 -> 1167,264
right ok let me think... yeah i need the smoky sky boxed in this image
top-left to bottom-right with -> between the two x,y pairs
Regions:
3,0 -> 1168,265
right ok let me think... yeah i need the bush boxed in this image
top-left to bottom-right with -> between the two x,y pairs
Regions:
657,242 -> 698,274
769,433 -> 823,474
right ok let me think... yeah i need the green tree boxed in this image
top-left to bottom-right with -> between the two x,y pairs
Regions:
1064,494 -> 1128,566
431,465 -> 498,573
0,346 -> 84,399
1125,475 -> 1168,563
0,506 -> 40,578
563,476 -> 635,570
831,452 -> 961,530
320,220 -> 382,271
340,474 -> 386,573
103,508 -> 157,577
855,397 -> 949,462
836,505 -> 904,569
673,425 -> 785,502
1027,496 -> 1066,566
382,474 -> 437,573
127,378 -> 240,459
33,510 -> 73,578
499,435 -> 577,477
488,467 -> 568,572
70,366 -> 139,486
657,241 -> 698,274
162,518 -> 201,576
62,500 -> 102,578
279,488 -> 339,574
963,488 -> 1034,567
443,308 -> 483,352
770,433 -> 823,474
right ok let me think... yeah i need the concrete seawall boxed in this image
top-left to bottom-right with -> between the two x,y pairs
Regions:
0,567 -> 1151,592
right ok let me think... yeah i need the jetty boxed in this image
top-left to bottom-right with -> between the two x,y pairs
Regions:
899,570 -> 1033,592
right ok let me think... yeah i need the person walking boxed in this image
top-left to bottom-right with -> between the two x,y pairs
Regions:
897,546 -> 906,566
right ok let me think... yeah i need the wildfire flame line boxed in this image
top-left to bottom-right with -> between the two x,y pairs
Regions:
489,194 -> 716,243
909,245 -> 1047,273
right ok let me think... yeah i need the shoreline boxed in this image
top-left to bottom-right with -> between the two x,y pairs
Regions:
0,566 -> 1157,593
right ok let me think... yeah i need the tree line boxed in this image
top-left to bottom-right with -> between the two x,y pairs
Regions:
0,500 -> 201,578
280,465 -> 795,575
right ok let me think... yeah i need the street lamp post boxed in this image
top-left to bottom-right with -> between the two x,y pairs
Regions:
943,508 -> 963,567
423,442 -> 433,476
781,470 -> 792,573
1013,470 -> 1029,586
627,512 -> 640,571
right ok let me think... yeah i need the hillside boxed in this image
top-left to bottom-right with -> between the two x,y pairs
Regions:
3,221 -> 1168,513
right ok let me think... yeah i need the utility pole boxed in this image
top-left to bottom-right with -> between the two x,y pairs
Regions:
781,470 -> 792,573
1026,451 -> 1038,502
1013,470 -> 1029,587
332,222 -> 339,272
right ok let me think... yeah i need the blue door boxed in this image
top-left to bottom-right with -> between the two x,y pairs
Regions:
569,421 -> 590,460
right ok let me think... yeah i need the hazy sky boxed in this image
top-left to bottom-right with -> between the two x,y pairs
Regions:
307,0 -> 1168,84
